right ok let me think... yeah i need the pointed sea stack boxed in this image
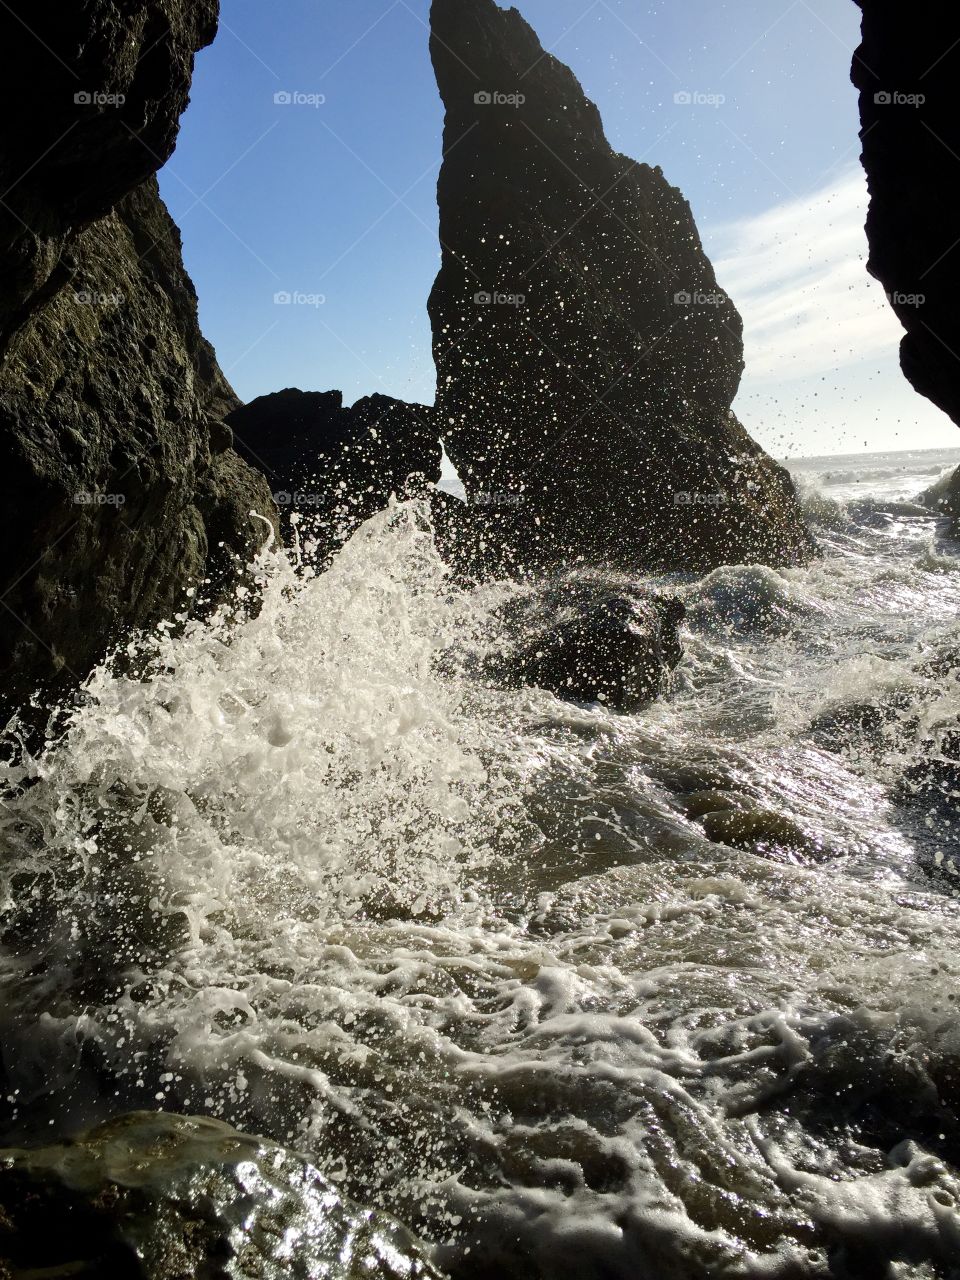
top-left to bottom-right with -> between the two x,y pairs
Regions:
428,0 -> 812,573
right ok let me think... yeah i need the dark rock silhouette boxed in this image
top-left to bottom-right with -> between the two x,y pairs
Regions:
0,0 -> 274,713
852,2 -> 960,430
700,807 -> 822,862
428,0 -> 812,573
0,1 -> 219,343
486,575 -> 685,710
228,389 -> 441,554
0,1112 -> 441,1279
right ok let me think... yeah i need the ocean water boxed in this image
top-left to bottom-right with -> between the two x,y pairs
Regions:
3,447 -> 960,1277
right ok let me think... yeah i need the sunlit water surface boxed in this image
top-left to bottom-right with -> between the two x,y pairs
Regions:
3,447 -> 960,1278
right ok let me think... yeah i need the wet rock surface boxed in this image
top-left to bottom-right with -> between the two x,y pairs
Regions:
700,806 -> 823,862
0,1111 -> 443,1279
0,0 -> 274,714
428,0 -> 812,573
852,1 -> 960,428
894,718 -> 960,821
227,389 -> 442,556
485,575 -> 685,710
920,464 -> 960,531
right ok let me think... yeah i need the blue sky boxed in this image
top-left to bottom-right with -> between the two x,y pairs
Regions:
159,0 -> 959,459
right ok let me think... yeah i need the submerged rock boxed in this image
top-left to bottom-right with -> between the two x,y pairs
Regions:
428,0 -> 812,573
701,807 -> 822,860
894,719 -> 960,814
920,466 -> 960,530
0,1 -> 274,714
852,2 -> 960,429
0,1112 -> 442,1279
227,389 -> 441,556
810,691 -> 916,757
486,575 -> 685,710
677,789 -> 755,820
688,563 -> 814,635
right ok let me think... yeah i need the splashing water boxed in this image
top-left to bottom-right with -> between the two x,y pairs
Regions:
0,502 -> 519,1127
3,461 -> 960,1278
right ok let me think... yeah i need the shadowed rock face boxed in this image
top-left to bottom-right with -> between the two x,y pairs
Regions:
485,575 -> 686,711
228,389 -> 442,554
852,1 -> 960,430
0,0 -> 220,343
0,1112 -> 442,1279
0,1 -> 274,713
427,0 -> 813,574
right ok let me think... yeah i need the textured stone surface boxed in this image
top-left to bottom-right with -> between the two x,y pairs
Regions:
485,575 -> 685,710
228,389 -> 441,555
852,1 -> 960,428
0,1 -> 275,712
0,0 -> 219,342
428,0 -> 812,573
0,1111 -> 443,1278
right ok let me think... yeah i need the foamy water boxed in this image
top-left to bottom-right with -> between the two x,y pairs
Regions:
2,451 -> 960,1277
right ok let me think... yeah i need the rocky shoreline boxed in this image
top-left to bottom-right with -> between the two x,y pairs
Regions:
0,0 -> 956,1275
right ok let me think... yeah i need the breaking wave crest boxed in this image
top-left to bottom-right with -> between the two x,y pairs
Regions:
2,483 -> 960,1277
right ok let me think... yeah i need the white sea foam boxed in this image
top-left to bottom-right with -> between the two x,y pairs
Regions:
1,468 -> 960,1276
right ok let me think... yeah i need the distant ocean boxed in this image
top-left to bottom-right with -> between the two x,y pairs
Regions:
786,443 -> 960,504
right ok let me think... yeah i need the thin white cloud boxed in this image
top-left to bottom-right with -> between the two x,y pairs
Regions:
707,168 -> 902,384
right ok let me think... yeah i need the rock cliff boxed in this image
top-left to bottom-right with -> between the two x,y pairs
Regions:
0,0 -> 274,713
428,0 -> 813,573
852,1 -> 960,430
